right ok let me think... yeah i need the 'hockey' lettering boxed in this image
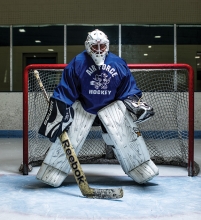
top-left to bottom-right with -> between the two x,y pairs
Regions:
62,139 -> 84,184
89,90 -> 111,95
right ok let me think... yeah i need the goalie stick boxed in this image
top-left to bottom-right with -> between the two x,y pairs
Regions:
34,70 -> 123,199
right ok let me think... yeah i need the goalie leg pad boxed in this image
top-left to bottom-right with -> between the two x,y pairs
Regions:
36,138 -> 70,187
128,160 -> 159,184
101,133 -> 115,159
102,133 -> 114,145
98,100 -> 159,183
36,101 -> 96,187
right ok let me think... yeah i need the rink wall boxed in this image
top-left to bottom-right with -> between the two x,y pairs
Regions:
0,92 -> 200,138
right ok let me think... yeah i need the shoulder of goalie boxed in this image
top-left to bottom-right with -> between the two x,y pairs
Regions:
123,95 -> 154,123
39,97 -> 74,142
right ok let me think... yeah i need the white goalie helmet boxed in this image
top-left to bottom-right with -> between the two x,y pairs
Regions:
85,29 -> 109,66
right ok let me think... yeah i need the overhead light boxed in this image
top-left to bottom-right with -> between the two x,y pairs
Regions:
155,36 -> 161,38
48,49 -> 54,51
19,29 -> 25,32
197,63 -> 200,66
195,56 -> 200,59
144,54 -> 148,56
35,40 -> 41,43
148,46 -> 152,48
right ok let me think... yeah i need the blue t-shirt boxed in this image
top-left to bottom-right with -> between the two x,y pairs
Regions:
53,51 -> 142,114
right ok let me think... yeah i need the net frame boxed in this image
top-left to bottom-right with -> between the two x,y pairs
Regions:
22,63 -> 195,176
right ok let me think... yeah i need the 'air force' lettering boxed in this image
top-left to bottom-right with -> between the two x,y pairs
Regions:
86,65 -> 97,75
102,64 -> 118,77
86,64 -> 118,77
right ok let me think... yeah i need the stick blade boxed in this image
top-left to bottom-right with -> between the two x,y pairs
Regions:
92,188 -> 123,199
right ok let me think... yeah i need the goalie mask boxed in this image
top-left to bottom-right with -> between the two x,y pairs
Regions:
85,29 -> 109,66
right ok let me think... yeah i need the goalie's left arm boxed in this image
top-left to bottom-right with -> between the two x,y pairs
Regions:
113,63 -> 153,123
123,95 -> 154,123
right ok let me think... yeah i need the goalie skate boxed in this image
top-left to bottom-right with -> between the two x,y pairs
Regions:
98,100 -> 159,184
36,101 -> 96,187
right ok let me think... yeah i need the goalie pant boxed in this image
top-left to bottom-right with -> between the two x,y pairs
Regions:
36,101 -> 96,187
98,100 -> 159,184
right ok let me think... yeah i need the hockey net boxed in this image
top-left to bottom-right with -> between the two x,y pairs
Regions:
22,63 -> 199,176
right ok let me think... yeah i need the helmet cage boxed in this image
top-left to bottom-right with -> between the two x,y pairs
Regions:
91,43 -> 107,54
85,29 -> 109,66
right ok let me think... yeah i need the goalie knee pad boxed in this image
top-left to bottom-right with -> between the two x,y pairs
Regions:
36,101 -> 96,187
98,101 -> 159,184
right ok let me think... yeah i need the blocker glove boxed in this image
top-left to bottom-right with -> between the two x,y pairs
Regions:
123,95 -> 154,123
39,97 -> 74,142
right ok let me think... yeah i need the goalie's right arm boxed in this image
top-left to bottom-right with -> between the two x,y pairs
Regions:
39,97 -> 74,142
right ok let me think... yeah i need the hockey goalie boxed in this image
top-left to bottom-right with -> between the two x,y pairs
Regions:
37,29 -> 159,187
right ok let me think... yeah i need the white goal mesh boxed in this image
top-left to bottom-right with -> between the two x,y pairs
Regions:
22,64 -> 199,176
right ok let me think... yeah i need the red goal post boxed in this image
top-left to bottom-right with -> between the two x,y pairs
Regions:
22,63 -> 197,176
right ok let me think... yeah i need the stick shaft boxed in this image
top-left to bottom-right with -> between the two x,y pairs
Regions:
34,70 -> 94,196
34,70 -> 123,199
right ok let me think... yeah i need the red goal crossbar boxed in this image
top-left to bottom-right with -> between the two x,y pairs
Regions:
23,63 -> 195,176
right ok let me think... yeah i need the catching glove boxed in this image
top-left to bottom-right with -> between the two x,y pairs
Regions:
123,95 -> 154,123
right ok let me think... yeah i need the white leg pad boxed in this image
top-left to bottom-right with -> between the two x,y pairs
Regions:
36,101 -> 96,187
128,160 -> 159,184
102,133 -> 114,145
98,101 -> 159,183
